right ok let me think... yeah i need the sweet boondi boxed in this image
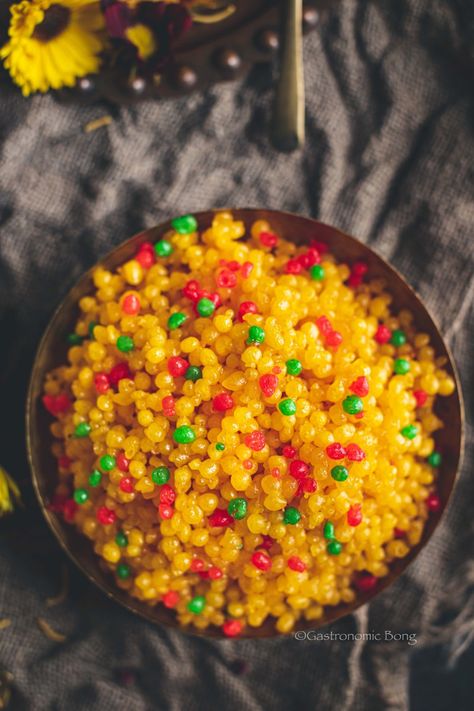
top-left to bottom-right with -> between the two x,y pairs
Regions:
42,212 -> 455,636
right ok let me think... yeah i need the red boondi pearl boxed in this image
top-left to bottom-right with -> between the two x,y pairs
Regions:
282,445 -> 297,459
260,535 -> 273,550
426,492 -> 441,512
347,504 -> 363,526
325,330 -> 343,348
251,551 -> 272,571
208,509 -> 233,527
346,443 -> 366,461
136,242 -> 155,268
42,393 -> 71,416
355,573 -> 377,592
108,362 -> 131,387
190,558 -> 206,573
198,570 -> 210,579
227,260 -> 241,271
158,503 -> 174,519
287,556 -> 306,572
310,239 -> 328,254
413,389 -> 428,407
159,484 -> 176,505
285,259 -> 302,274
162,395 -> 175,417
117,452 -> 129,472
316,315 -> 332,336
119,476 -> 134,493
259,373 -> 278,397
216,269 -> 237,288
48,493 -> 67,513
326,443 -> 347,460
394,528 -> 406,538
243,459 -> 253,470
167,356 -> 188,377
303,247 -> 321,267
259,231 -> 278,248
183,279 -> 200,301
352,261 -> 368,276
347,273 -> 362,288
222,619 -> 243,637
289,460 -> 310,479
212,392 -> 234,412
244,431 -> 266,451
63,498 -> 77,522
58,455 -> 72,469
162,590 -> 179,608
238,300 -> 258,321
97,506 -> 116,525
208,566 -> 223,580
350,376 -> 369,397
241,261 -> 253,278
374,324 -> 391,344
122,293 -> 141,315
300,478 -> 317,493
94,372 -> 110,394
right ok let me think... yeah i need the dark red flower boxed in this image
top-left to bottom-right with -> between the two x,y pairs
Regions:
101,1 -> 192,75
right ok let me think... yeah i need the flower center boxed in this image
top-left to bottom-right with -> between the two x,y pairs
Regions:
33,4 -> 71,42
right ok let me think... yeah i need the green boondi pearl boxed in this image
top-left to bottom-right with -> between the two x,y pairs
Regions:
327,540 -> 342,555
185,366 -> 202,382
196,298 -> 215,317
401,424 -> 418,440
171,214 -> 198,235
116,563 -> 131,579
247,325 -> 265,345
100,454 -> 116,471
88,321 -> 98,339
187,595 -> 206,614
88,470 -> 102,487
394,358 -> 410,375
67,333 -> 83,345
342,395 -> 363,415
168,312 -> 187,330
116,335 -> 134,353
215,442 -> 225,451
73,488 -> 88,505
283,506 -> 301,524
390,329 -> 407,347
323,521 -> 335,540
173,426 -> 196,444
310,264 -> 325,281
152,467 -> 170,485
154,239 -> 173,257
228,498 -> 248,520
331,465 -> 349,482
286,359 -> 302,376
427,451 -> 442,467
115,531 -> 128,548
74,422 -> 91,438
278,398 -> 296,416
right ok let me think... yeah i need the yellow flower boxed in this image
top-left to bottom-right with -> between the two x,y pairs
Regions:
0,0 -> 106,96
0,466 -> 21,516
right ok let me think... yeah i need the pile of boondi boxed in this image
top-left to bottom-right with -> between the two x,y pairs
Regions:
43,212 -> 455,636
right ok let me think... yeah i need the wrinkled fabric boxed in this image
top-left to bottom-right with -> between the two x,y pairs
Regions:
0,0 -> 473,709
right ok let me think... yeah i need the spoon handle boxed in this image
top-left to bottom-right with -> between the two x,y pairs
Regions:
271,0 -> 305,152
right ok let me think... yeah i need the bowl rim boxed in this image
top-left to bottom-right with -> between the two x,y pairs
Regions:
26,207 -> 465,639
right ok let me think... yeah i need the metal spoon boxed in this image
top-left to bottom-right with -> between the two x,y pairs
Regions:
271,0 -> 305,151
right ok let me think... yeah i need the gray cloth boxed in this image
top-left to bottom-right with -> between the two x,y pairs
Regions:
0,0 -> 473,709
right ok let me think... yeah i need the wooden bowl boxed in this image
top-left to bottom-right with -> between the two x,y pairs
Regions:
26,209 -> 464,638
